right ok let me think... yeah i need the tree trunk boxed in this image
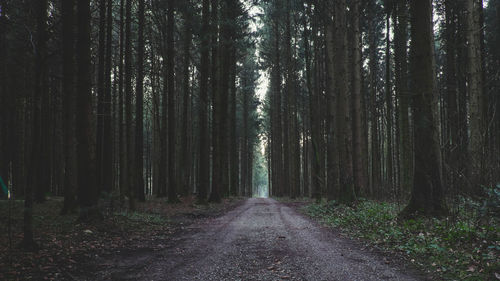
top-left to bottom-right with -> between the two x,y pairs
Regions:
167,0 -> 178,203
209,0 -> 221,203
135,0 -> 145,202
351,0 -> 367,197
333,0 -> 355,203
118,0 -> 127,200
230,49 -> 239,197
124,0 -> 135,210
326,9 -> 338,202
96,0 -> 106,194
102,0 -> 113,194
368,13 -> 381,197
395,0 -> 411,194
401,0 -> 447,218
77,0 -> 101,221
197,0 -> 210,203
61,0 -> 77,215
22,0 -> 49,250
271,8 -> 283,198
181,3 -> 192,197
465,0 -> 485,192
385,4 -> 394,195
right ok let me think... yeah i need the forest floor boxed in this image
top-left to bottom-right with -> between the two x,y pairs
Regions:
0,196 -> 243,280
69,198 -> 425,281
304,199 -> 500,280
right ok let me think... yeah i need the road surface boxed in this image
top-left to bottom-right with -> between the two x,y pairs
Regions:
89,198 -> 424,281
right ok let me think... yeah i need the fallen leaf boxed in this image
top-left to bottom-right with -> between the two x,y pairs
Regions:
467,266 -> 476,272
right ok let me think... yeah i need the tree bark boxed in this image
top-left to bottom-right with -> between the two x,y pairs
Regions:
181,2 -> 193,197
77,0 -> 101,221
395,0 -> 411,194
401,0 -> 447,218
209,0 -> 221,202
167,0 -> 178,203
351,0 -> 367,197
197,0 -> 210,203
230,48 -> 239,197
135,0 -> 145,202
385,3 -> 394,195
124,0 -> 135,209
102,0 -> 113,194
333,0 -> 355,203
96,0 -> 106,194
465,0 -> 485,192
61,0 -> 77,215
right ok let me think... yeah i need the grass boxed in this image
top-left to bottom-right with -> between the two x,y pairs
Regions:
303,198 -> 500,280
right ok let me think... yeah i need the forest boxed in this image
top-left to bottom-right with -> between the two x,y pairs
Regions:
0,0 -> 499,280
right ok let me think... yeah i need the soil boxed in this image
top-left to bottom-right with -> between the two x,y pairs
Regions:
77,198 -> 428,281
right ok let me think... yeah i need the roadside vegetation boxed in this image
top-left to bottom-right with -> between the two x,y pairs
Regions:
0,196 -> 241,280
304,186 -> 500,281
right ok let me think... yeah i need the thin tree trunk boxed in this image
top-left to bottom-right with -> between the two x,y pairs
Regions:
96,0 -> 106,194
465,0 -> 485,192
61,0 -> 77,215
230,49 -> 239,197
395,0 -> 411,194
135,0 -> 145,202
385,5 -> 394,195
102,0 -> 113,194
197,0 -> 210,203
167,0 -> 178,203
326,9 -> 338,202
181,3 -> 193,197
124,0 -> 135,210
119,0 -> 127,200
209,0 -> 221,203
351,0 -> 366,197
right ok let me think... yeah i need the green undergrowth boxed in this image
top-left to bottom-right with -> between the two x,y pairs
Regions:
272,196 -> 314,203
304,198 -> 499,280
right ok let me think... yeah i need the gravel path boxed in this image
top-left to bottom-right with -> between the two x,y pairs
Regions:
92,198 -> 425,281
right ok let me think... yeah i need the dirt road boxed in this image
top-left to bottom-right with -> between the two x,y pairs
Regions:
87,198 -> 424,281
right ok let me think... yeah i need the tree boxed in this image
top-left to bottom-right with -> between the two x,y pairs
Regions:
384,0 -> 394,194
103,0 -> 113,194
466,0 -> 485,192
96,0 -> 106,194
209,0 -> 221,203
395,0 -> 411,193
269,1 -> 283,198
401,0 -> 447,217
167,0 -> 178,203
76,0 -> 101,221
61,0 -> 77,215
306,1 -> 322,202
119,0 -> 128,200
181,0 -> 193,196
124,0 -> 135,209
135,0 -> 145,202
326,0 -> 356,203
21,0 -> 49,251
197,0 -> 210,203
351,0 -> 367,197
366,0 -> 383,197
